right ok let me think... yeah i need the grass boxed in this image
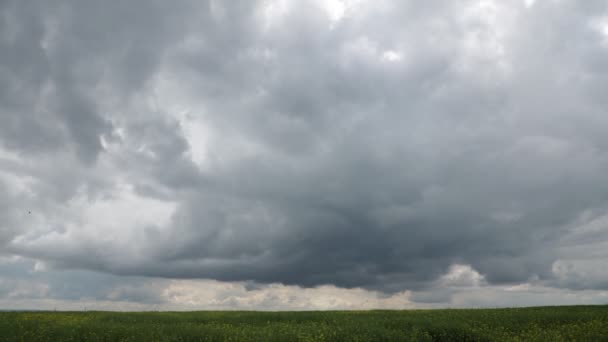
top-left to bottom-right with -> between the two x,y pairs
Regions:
1,305 -> 608,341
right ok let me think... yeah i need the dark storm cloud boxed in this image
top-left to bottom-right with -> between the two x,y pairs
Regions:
0,0 -> 198,160
2,0 -> 608,301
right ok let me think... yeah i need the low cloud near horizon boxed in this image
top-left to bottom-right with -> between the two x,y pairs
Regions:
2,0 -> 608,310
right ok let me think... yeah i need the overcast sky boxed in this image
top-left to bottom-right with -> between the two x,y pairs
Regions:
2,0 -> 608,311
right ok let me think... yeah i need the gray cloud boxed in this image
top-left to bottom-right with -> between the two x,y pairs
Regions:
2,0 -> 608,308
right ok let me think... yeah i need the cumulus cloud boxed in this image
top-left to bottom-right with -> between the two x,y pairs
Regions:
2,0 -> 608,309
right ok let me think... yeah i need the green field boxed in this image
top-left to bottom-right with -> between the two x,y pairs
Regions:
1,306 -> 607,341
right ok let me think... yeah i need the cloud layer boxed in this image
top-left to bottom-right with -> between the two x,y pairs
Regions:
2,0 -> 608,309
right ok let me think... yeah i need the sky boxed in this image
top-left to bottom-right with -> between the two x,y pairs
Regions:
1,0 -> 608,311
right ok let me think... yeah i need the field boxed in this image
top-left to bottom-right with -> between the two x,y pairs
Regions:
1,306 -> 608,341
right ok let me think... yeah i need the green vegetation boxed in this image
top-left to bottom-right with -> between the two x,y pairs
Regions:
1,305 -> 608,341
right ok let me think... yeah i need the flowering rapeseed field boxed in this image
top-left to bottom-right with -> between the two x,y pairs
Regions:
1,305 -> 607,341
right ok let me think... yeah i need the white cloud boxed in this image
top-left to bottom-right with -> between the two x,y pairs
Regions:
524,0 -> 536,9
439,264 -> 486,288
163,280 -> 413,310
382,50 -> 402,62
